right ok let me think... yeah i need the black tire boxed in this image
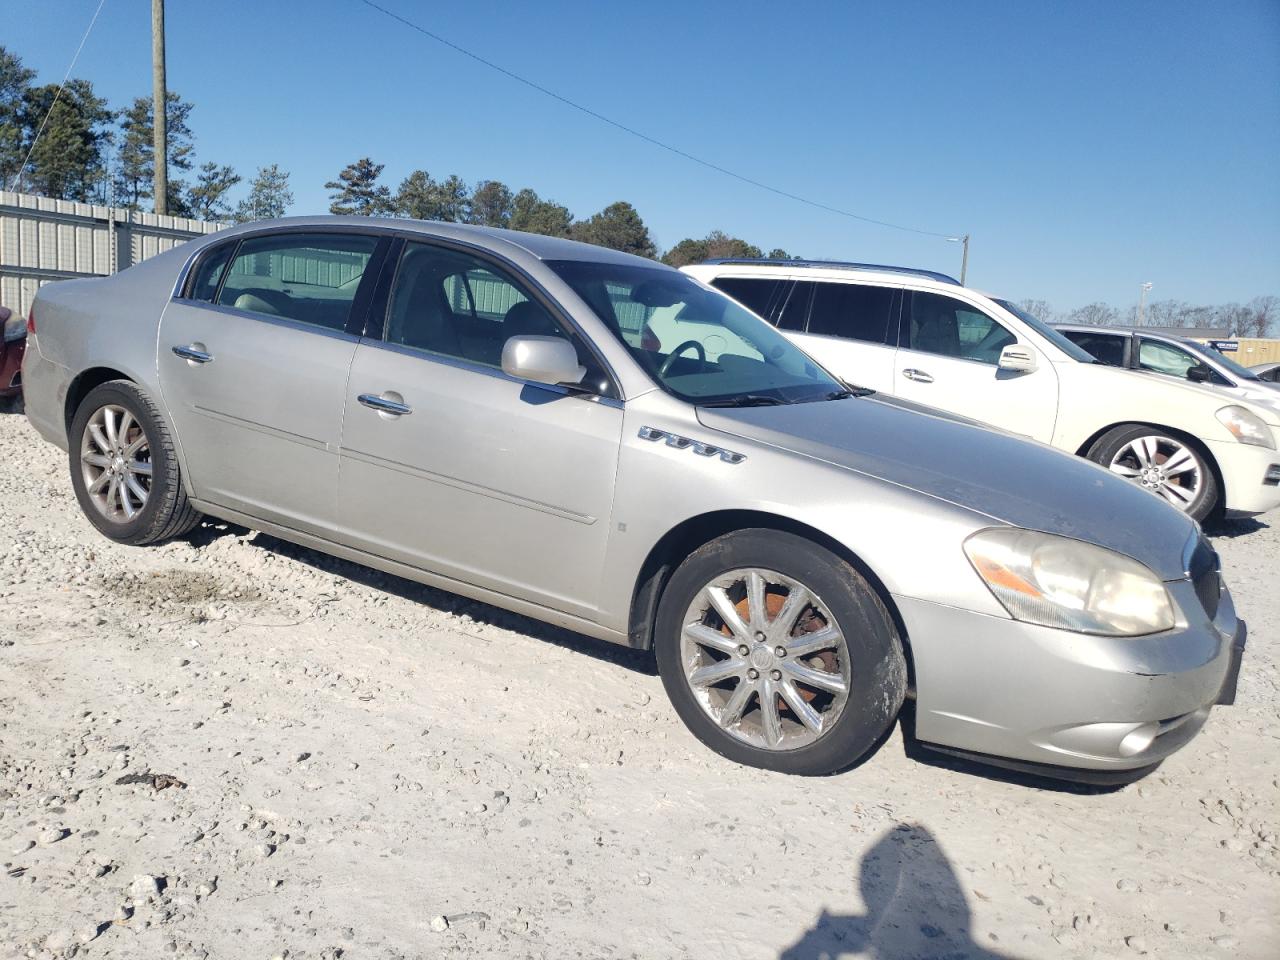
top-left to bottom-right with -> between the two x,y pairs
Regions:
1086,424 -> 1219,522
654,529 -> 907,776
68,380 -> 202,545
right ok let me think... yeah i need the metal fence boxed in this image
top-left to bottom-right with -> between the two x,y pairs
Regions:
0,190 -> 225,317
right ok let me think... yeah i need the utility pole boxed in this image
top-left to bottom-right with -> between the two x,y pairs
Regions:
151,0 -> 168,216
948,234 -> 970,285
1138,281 -> 1152,326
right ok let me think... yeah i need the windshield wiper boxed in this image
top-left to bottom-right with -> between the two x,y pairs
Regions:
699,394 -> 789,407
825,382 -> 876,400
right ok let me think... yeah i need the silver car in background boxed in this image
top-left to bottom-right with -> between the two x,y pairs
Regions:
22,217 -> 1245,781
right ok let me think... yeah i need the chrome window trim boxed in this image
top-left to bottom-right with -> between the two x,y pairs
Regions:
168,299 -> 363,345
169,222 -> 628,398
354,335 -> 624,409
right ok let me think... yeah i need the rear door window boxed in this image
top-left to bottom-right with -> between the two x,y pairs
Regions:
806,282 -> 897,345
187,242 -> 236,302
1061,330 -> 1128,367
216,233 -> 379,332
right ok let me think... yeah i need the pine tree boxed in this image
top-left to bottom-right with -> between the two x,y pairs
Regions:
325,157 -> 392,216
234,164 -> 293,222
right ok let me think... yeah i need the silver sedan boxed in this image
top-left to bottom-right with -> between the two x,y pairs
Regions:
22,217 -> 1245,780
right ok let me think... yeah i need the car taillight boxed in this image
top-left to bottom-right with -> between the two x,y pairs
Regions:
26,307 -> 35,334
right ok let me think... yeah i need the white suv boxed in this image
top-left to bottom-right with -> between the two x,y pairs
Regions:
682,260 -> 1280,522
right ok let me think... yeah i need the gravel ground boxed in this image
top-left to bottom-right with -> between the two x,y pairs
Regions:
0,402 -> 1277,960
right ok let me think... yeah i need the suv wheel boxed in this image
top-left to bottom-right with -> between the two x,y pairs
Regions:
69,381 -> 202,545
655,529 -> 907,775
1087,425 -> 1218,521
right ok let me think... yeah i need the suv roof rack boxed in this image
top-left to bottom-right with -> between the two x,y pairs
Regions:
699,258 -> 962,286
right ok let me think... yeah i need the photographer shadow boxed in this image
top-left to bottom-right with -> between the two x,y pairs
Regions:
779,823 -> 1019,960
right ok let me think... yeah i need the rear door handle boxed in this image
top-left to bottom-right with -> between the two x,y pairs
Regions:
902,368 -> 934,384
358,393 -> 412,416
172,345 -> 213,364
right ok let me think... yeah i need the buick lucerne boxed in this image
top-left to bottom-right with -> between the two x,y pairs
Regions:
23,218 -> 1246,780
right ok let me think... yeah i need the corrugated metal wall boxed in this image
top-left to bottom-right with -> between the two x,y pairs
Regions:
0,190 -> 225,316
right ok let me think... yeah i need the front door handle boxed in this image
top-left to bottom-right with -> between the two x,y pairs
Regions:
902,368 -> 934,384
172,344 -> 213,364
358,393 -> 412,416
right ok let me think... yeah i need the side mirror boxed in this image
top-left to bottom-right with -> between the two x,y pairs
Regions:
1187,364 -> 1212,384
501,335 -> 586,387
998,343 -> 1038,373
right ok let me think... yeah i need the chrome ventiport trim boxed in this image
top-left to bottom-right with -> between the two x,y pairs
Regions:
639,426 -> 746,464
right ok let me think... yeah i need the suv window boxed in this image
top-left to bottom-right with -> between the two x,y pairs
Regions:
1138,339 -> 1205,380
216,233 -> 377,331
903,291 -> 1015,363
807,282 -> 896,345
710,277 -> 785,321
776,281 -> 815,331
1062,329 -> 1128,367
386,242 -> 613,395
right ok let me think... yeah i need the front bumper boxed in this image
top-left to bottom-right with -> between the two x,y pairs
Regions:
1206,436 -> 1280,516
896,577 -> 1241,777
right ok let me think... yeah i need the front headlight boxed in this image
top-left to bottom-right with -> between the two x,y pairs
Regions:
1216,405 -> 1275,449
964,528 -> 1175,636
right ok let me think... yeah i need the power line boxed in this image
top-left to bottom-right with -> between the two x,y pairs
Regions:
8,0 -> 110,192
355,0 -> 957,240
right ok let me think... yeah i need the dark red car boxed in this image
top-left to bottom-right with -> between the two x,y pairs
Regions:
0,305 -> 26,400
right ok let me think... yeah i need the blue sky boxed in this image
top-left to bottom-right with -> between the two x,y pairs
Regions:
8,0 -> 1279,311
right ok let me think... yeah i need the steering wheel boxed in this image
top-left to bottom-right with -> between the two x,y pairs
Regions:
658,339 -> 707,377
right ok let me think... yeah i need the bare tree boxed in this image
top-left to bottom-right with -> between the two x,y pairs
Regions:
1064,302 -> 1118,326
1245,296 -> 1279,338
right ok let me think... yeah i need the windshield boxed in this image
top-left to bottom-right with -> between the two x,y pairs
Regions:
1182,340 -> 1260,380
548,260 -> 846,404
993,298 -> 1098,363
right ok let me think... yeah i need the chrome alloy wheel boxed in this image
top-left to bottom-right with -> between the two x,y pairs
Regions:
680,568 -> 851,751
79,404 -> 153,523
1107,435 -> 1202,511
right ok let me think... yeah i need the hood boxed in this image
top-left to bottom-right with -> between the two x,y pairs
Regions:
1065,360 -> 1280,427
696,395 -> 1198,580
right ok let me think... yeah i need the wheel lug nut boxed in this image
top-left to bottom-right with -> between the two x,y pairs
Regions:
770,669 -> 782,681
775,646 -> 786,658
737,645 -> 750,657
746,668 -> 759,680
754,631 -> 766,641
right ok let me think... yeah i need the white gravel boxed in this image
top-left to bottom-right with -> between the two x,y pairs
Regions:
0,403 -> 1277,959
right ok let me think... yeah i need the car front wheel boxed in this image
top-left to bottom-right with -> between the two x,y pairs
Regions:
1087,425 -> 1219,521
655,529 -> 907,776
69,380 -> 202,545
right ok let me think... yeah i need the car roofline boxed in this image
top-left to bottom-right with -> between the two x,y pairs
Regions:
696,258 -> 962,286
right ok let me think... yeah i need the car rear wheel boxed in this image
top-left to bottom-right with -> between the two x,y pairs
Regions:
654,529 -> 907,775
1087,424 -> 1218,521
69,381 -> 202,545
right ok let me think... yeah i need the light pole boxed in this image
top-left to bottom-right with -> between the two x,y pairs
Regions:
947,234 -> 970,285
1138,281 -> 1152,326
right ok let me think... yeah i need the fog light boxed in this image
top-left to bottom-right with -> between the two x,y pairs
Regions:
1264,464 -> 1280,486
1118,723 -> 1158,758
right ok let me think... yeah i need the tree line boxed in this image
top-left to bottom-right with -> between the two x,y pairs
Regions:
1016,296 -> 1278,339
322,156 -> 796,266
